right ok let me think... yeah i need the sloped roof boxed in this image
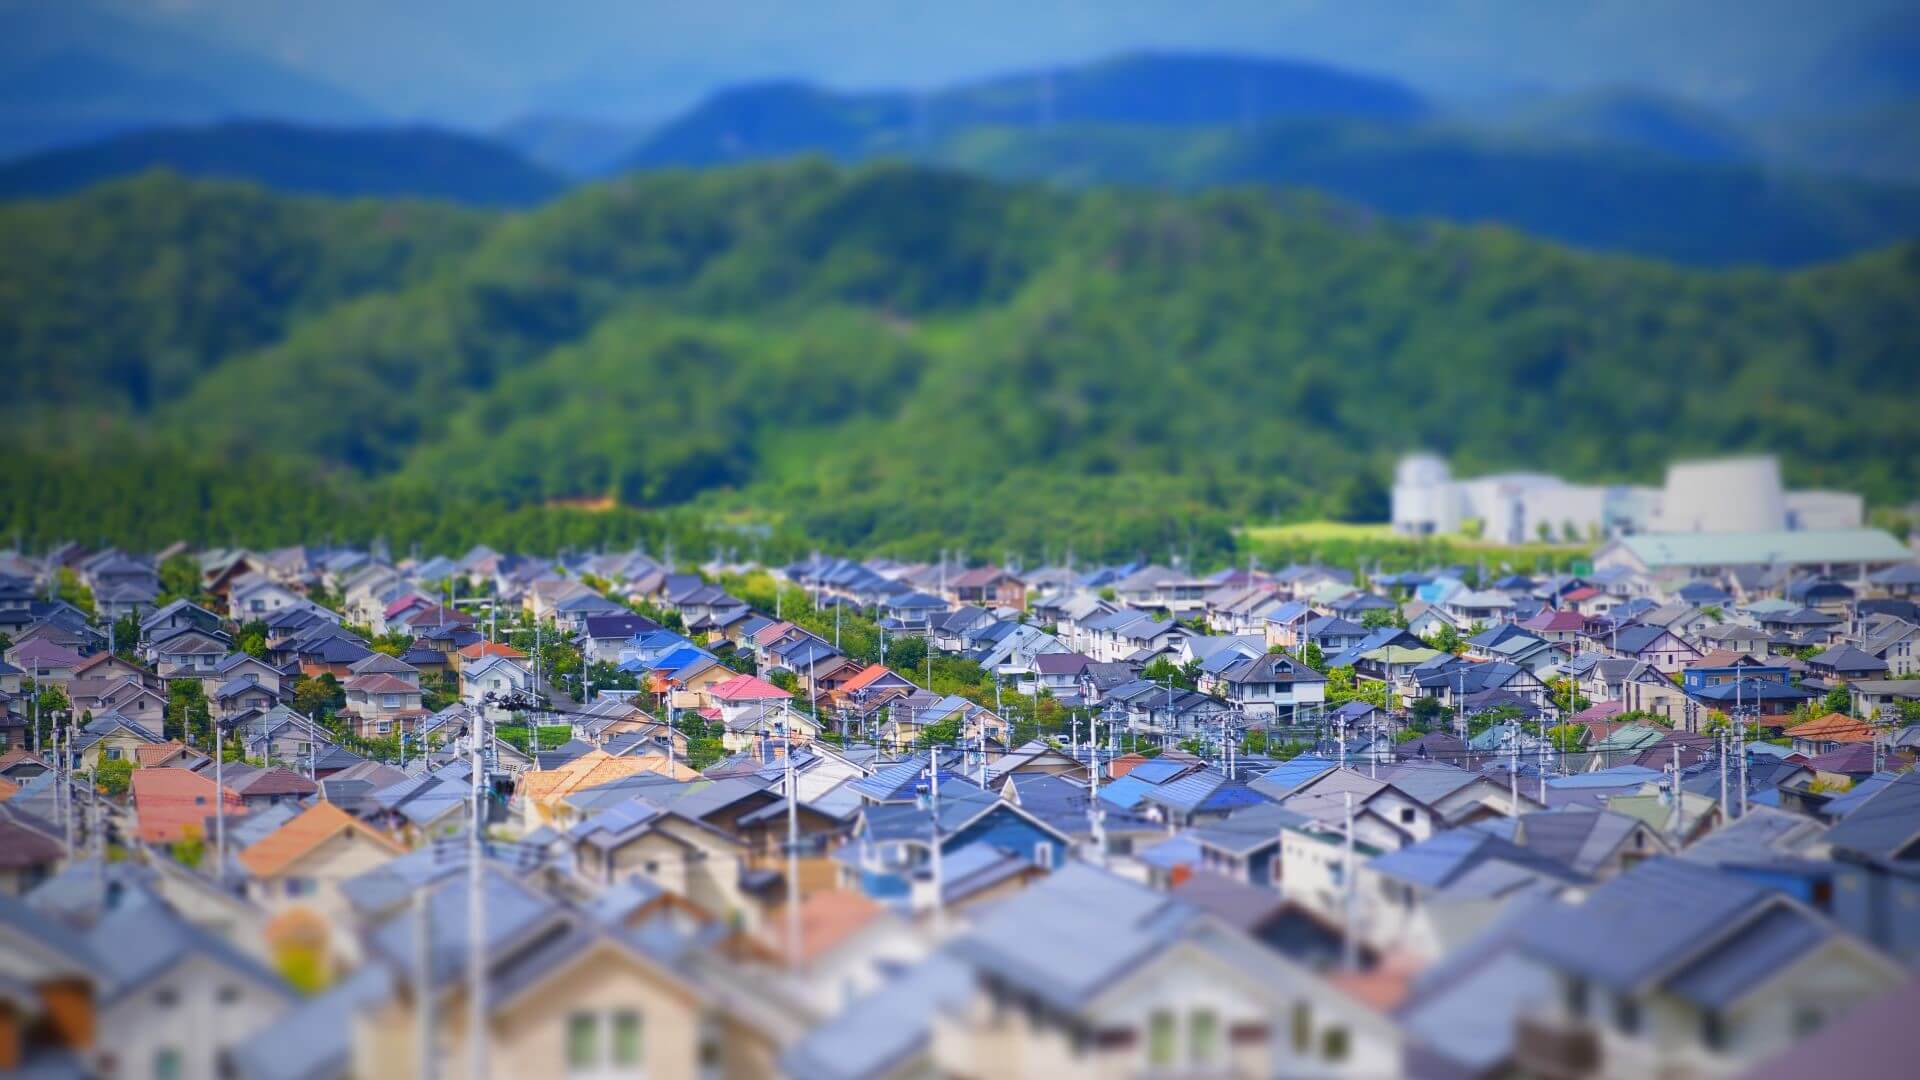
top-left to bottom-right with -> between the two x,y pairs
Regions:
707,673 -> 792,702
238,801 -> 404,877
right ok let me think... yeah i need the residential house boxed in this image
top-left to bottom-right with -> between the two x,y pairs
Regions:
342,654 -> 426,738
1514,857 -> 1904,1078
1214,652 -> 1328,719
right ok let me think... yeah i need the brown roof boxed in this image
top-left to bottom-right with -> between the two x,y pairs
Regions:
1785,713 -> 1874,744
230,767 -> 319,797
345,673 -> 419,694
135,740 -> 197,768
0,776 -> 19,803
0,819 -> 62,867
237,800 -> 403,877
761,889 -> 887,964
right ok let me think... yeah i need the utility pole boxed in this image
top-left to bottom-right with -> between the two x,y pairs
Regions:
415,885 -> 436,1080
1342,791 -> 1356,972
214,719 -> 226,883
58,721 -> 72,858
1508,719 -> 1519,818
784,707 -> 802,973
466,718 -> 488,1080
927,747 -> 946,935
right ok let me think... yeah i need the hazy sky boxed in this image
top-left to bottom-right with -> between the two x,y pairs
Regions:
85,0 -> 1919,124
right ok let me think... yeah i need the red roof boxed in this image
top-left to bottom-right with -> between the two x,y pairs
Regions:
131,767 -> 243,844
1522,609 -> 1587,632
1562,587 -> 1601,602
839,664 -> 899,695
382,594 -> 430,620
708,673 -> 792,702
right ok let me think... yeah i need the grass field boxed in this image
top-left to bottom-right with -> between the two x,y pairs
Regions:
1237,520 -> 1592,570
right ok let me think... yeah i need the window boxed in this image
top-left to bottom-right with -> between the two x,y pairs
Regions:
1566,977 -> 1590,1019
1291,1002 -> 1312,1053
1147,1010 -> 1176,1066
217,984 -> 242,1005
1701,1011 -> 1726,1051
1322,1026 -> 1350,1063
1188,1010 -> 1219,1066
1613,994 -> 1641,1035
1034,842 -> 1055,869
611,1011 -> 642,1067
155,1048 -> 183,1080
1399,807 -> 1415,825
567,1012 -> 600,1070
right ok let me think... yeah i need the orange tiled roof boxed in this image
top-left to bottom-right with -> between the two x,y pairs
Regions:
131,767 -> 243,844
0,776 -> 19,802
1785,713 -> 1874,744
839,664 -> 898,695
519,750 -> 700,806
457,640 -> 526,660
237,800 -> 404,877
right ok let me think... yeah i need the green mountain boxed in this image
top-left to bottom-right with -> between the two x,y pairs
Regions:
0,121 -> 566,205
4,164 -> 1917,559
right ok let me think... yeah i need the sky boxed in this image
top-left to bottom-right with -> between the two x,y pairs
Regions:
64,0 -> 1920,125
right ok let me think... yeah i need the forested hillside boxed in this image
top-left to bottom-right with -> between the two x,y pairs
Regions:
3,164 -> 1916,559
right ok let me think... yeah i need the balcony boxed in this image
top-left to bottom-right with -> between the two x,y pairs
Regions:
1515,1015 -> 1601,1079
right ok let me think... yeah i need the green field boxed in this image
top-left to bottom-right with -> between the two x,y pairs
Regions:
1237,521 -> 1592,573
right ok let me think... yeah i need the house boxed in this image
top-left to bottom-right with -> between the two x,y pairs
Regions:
0,890 -> 109,1073
1785,712 -> 1874,756
1214,652 -> 1328,719
578,613 -> 662,664
564,799 -> 757,923
82,894 -> 296,1080
1360,828 -> 1585,961
148,627 -> 231,680
236,801 -> 406,958
130,766 -> 244,845
790,863 -> 1402,1079
339,871 -> 786,1080
1804,643 -> 1889,683
945,566 -> 1026,608
72,712 -> 164,773
1600,623 -> 1704,674
461,654 -> 535,717
342,653 -> 426,738
1514,857 -> 1905,1078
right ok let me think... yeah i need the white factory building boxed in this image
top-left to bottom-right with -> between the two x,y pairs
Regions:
1390,453 -> 1862,543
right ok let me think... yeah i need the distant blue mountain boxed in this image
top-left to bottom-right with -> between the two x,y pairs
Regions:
620,51 -> 1429,169
0,121 -> 563,206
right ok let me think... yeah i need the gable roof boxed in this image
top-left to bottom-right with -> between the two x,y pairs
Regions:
238,801 -> 405,877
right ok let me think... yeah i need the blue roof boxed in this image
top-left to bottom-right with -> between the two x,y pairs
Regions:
1125,759 -> 1191,785
1095,774 -> 1152,810
1548,765 -> 1662,790
1248,754 -> 1336,799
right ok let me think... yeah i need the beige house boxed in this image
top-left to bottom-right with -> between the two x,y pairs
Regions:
566,799 -> 758,927
237,801 -> 405,962
353,923 -> 787,1080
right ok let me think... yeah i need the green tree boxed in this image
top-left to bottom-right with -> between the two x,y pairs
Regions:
1823,684 -> 1853,716
235,619 -> 271,659
293,674 -> 344,718
165,680 -> 212,746
95,757 -> 135,795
